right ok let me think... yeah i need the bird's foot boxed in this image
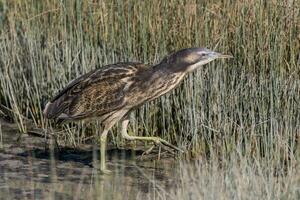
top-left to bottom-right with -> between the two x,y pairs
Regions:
153,138 -> 185,154
100,168 -> 112,175
141,145 -> 156,157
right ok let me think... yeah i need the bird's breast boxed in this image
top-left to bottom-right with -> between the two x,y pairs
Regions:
125,71 -> 186,108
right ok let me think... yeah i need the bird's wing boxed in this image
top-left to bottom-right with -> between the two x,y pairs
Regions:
43,62 -> 147,120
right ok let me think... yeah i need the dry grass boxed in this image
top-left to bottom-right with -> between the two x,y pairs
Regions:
0,0 -> 299,199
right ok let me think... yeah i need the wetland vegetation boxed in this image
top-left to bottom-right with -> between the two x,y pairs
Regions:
0,0 -> 299,199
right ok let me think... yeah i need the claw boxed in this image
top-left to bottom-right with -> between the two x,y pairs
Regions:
150,138 -> 184,156
156,138 -> 185,153
100,168 -> 113,175
142,145 -> 156,157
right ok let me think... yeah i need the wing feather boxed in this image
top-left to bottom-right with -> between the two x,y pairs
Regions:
43,62 -> 146,120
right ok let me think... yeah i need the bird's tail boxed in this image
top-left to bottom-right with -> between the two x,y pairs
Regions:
43,101 -> 59,119
43,101 -> 72,125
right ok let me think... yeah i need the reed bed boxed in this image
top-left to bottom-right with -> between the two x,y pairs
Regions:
0,0 -> 299,199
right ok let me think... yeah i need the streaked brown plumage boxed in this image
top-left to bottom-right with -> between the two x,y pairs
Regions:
44,62 -> 147,124
43,47 -> 232,173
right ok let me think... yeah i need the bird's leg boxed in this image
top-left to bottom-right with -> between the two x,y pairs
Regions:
121,119 -> 184,153
99,129 -> 111,174
142,145 -> 156,156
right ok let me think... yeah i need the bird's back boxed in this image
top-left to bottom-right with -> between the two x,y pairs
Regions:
43,62 -> 147,121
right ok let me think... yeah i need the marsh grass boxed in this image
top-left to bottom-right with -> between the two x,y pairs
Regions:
0,0 -> 299,199
174,155 -> 300,200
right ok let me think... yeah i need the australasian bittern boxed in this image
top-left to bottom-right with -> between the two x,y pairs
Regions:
43,47 -> 232,173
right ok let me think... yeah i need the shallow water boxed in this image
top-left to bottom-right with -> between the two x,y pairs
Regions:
0,121 -> 179,199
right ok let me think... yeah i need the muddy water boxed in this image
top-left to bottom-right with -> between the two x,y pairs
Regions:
0,121 -> 179,199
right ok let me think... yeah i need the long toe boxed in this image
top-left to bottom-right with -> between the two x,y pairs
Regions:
100,168 -> 113,175
142,145 -> 156,156
158,138 -> 184,153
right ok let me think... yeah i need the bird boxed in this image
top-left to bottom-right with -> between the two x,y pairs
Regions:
43,47 -> 232,173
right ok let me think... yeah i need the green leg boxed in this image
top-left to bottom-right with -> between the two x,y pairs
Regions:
100,129 -> 112,174
121,119 -> 184,153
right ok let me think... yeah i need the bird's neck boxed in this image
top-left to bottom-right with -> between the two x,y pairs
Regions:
126,63 -> 188,108
142,64 -> 187,100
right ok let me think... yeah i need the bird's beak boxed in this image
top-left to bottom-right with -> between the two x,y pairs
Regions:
215,52 -> 233,59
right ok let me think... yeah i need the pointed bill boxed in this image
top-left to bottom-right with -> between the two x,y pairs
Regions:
216,53 -> 233,59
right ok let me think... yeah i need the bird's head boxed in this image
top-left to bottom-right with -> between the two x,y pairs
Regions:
161,47 -> 233,73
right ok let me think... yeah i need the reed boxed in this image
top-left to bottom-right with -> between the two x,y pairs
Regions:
0,0 -> 299,198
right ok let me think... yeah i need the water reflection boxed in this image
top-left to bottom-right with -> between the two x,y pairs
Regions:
0,126 -> 179,199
